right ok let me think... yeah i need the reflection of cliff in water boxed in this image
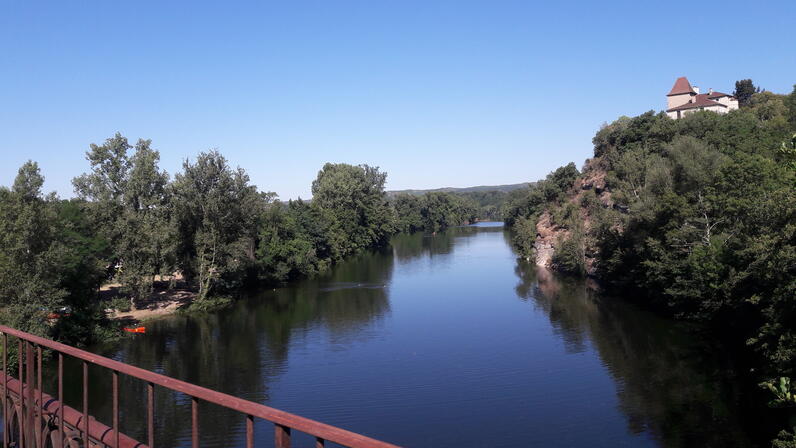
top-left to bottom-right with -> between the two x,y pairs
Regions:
512,260 -> 755,448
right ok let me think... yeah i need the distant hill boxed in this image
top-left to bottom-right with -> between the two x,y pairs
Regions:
387,183 -> 531,197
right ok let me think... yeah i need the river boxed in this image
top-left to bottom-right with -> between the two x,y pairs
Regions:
68,222 -> 763,447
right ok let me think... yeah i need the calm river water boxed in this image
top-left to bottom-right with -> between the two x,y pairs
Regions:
69,222 -> 764,447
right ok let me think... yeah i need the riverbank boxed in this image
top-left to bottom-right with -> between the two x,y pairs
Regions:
102,276 -> 197,323
110,290 -> 195,322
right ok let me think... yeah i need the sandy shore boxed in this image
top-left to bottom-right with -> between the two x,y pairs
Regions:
110,289 -> 196,322
101,277 -> 197,323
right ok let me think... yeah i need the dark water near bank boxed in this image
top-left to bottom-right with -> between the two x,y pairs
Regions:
61,223 -> 762,447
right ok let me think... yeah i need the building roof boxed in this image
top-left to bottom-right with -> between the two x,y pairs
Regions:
667,76 -> 695,96
666,93 -> 728,112
706,91 -> 733,99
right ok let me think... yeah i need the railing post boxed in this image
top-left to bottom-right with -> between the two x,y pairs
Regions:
58,352 -> 64,448
2,332 -> 6,448
148,382 -> 155,448
191,396 -> 199,448
246,415 -> 254,448
37,345 -> 43,448
26,341 -> 34,448
17,339 -> 23,448
113,370 -> 120,448
83,360 -> 89,447
275,424 -> 291,448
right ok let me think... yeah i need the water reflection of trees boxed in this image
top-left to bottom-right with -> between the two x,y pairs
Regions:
392,225 -> 504,261
252,245 -> 394,346
50,311 -> 265,447
86,227 -> 515,446
512,260 -> 755,448
47,245 -> 396,447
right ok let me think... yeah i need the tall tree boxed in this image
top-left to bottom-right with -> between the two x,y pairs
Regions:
311,163 -> 394,257
785,84 -> 796,127
0,162 -> 105,342
512,216 -> 536,261
391,194 -> 424,233
73,133 -> 131,205
171,151 -> 262,301
418,192 -> 477,233
118,140 -> 172,302
0,162 -> 63,336
734,79 -> 757,108
781,133 -> 796,173
73,134 -> 172,307
256,199 -> 333,283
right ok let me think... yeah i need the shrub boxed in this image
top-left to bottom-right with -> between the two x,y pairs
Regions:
552,233 -> 585,275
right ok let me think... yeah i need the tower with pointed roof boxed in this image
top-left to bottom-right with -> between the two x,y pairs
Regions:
665,76 -> 738,119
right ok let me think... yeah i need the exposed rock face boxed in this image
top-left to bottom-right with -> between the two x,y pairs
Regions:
533,157 -> 614,276
534,212 -> 556,268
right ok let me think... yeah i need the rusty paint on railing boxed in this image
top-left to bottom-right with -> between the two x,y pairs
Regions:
0,325 -> 401,448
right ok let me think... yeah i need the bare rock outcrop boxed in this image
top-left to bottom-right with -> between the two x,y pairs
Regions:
533,157 -> 613,276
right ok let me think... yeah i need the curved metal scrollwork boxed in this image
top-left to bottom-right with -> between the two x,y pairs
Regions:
5,400 -> 22,447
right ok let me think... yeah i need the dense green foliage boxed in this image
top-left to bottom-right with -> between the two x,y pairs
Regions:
734,79 -> 758,108
504,162 -> 580,225
73,134 -> 173,306
511,216 -> 536,260
0,141 -> 506,348
0,163 -> 110,345
504,163 -> 580,260
0,145 -> 398,344
773,429 -> 796,448
391,191 -> 478,233
551,225 -> 586,275
390,187 -> 520,225
588,100 -> 795,377
456,190 -> 512,221
311,163 -> 395,257
256,199 -> 331,283
507,84 -> 796,443
171,151 -> 264,300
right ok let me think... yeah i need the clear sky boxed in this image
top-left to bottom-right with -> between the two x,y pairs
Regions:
2,1 -> 795,199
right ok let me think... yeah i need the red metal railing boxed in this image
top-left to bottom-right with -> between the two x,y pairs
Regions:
0,325 -> 401,448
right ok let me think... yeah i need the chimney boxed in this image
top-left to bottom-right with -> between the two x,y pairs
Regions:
693,85 -> 700,94
708,88 -> 713,94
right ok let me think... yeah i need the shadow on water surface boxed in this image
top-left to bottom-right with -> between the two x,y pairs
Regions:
513,260 -> 760,448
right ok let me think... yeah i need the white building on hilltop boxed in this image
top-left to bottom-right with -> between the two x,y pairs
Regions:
666,76 -> 739,119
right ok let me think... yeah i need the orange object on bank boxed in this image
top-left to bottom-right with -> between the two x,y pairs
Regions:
123,326 -> 146,334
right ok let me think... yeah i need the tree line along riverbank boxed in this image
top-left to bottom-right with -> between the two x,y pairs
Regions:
504,81 -> 796,446
0,140 -> 515,348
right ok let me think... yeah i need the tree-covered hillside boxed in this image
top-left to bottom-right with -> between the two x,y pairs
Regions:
505,83 -> 796,445
388,182 -> 531,196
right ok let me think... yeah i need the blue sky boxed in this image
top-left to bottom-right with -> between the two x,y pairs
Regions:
1,1 -> 795,199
